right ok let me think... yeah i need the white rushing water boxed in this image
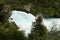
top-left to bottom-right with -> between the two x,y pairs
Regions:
43,18 -> 60,31
10,10 -> 60,36
10,10 -> 36,36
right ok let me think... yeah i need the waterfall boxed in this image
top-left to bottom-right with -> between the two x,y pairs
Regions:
10,10 -> 36,36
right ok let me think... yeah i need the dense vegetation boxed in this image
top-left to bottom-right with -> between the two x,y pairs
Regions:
0,0 -> 60,17
0,3 -> 27,40
0,0 -> 60,40
0,22 -> 27,40
28,16 -> 48,40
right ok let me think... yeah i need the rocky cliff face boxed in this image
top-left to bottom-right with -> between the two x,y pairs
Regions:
13,3 -> 31,13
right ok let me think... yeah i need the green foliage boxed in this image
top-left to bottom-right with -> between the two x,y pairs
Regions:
28,16 -> 48,40
0,3 -> 27,40
30,0 -> 60,17
0,22 -> 27,40
0,3 -> 11,23
0,0 -> 60,17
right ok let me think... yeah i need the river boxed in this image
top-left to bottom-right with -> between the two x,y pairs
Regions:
10,10 -> 60,36
43,18 -> 60,31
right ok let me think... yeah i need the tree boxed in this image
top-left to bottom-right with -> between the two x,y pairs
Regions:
0,22 -> 28,40
28,16 -> 48,40
0,3 -> 27,40
0,3 -> 11,23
